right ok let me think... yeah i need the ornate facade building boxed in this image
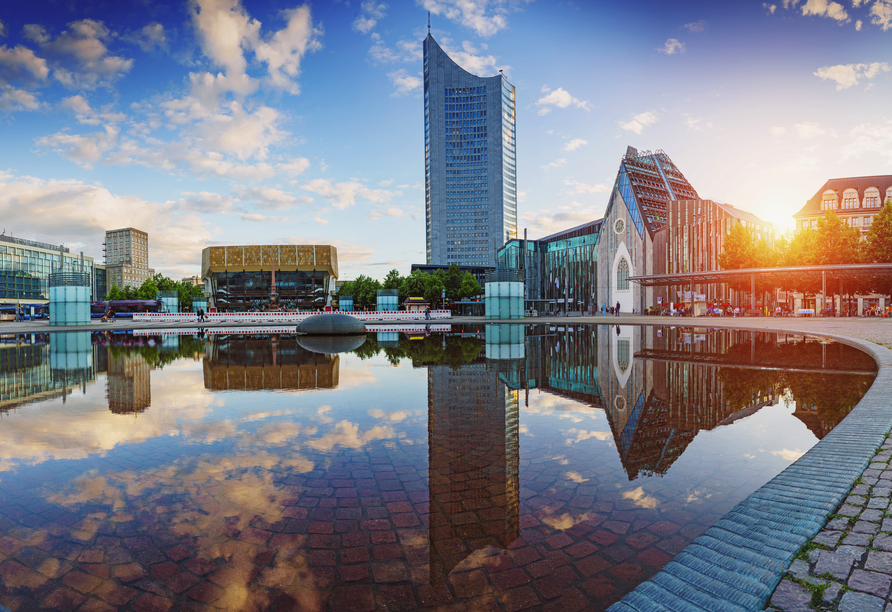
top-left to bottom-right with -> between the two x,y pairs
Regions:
793,176 -> 892,235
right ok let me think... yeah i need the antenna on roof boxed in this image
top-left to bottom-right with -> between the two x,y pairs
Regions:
428,11 -> 431,34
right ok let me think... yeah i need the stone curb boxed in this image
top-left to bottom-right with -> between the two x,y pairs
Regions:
608,328 -> 892,612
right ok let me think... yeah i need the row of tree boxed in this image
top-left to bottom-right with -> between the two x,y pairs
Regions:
105,273 -> 205,310
337,265 -> 482,309
717,201 -> 892,296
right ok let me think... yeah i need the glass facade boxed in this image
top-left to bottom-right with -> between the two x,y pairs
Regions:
0,236 -> 95,303
423,34 -> 516,266
208,270 -> 330,311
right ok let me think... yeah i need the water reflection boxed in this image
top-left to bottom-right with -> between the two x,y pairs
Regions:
0,325 -> 877,611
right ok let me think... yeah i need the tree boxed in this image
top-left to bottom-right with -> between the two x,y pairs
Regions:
864,199 -> 892,301
123,285 -> 139,300
717,223 -> 760,271
382,269 -> 403,290
347,275 -> 382,309
815,210 -> 862,265
152,273 -> 178,292
138,278 -> 159,300
458,272 -> 482,300
400,270 -> 445,307
106,285 -> 125,301
444,264 -> 464,300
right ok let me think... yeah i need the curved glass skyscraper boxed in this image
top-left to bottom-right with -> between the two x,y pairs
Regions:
423,34 -> 516,266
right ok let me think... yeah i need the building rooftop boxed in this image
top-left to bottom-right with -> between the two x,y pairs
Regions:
0,234 -> 70,253
795,175 -> 892,217
619,148 -> 699,236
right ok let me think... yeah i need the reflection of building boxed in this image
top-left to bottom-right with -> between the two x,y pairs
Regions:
0,334 -> 97,411
203,335 -> 339,391
422,33 -> 517,266
107,351 -> 151,415
104,227 -> 154,291
201,245 -> 338,311
0,234 -> 95,305
427,361 -> 519,583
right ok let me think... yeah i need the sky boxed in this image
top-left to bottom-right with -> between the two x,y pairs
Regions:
0,0 -> 890,280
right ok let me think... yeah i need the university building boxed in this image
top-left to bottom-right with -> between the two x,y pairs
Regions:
423,33 -> 517,266
104,228 -> 154,291
794,176 -> 892,234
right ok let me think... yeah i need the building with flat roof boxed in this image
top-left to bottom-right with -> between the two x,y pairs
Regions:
104,228 -> 154,291
201,245 -> 338,311
423,33 -> 516,266
794,175 -> 892,235
0,234 -> 95,304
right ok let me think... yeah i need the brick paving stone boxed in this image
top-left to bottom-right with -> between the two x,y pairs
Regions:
500,585 -> 540,612
491,567 -> 532,590
43,587 -> 86,611
256,567 -> 296,589
610,561 -> 644,582
187,581 -> 223,603
855,521 -> 881,535
184,557 -> 217,576
574,554 -> 611,577
868,498 -> 890,509
637,547 -> 672,568
838,504 -> 862,517
828,518 -> 851,531
846,495 -> 867,506
371,561 -> 408,583
544,533 -> 573,549
862,509 -> 885,523
338,564 -> 369,582
866,550 -> 892,574
114,562 -> 148,583
341,547 -> 371,564
837,545 -> 867,561
376,585 -> 417,612
531,565 -> 578,600
769,580 -> 813,612
541,587 -> 589,612
61,570 -> 102,594
848,569 -> 892,597
844,532 -> 873,546
149,561 -> 180,580
814,530 -> 843,547
449,569 -> 490,598
838,590 -> 884,612
35,557 -> 72,579
876,534 -> 892,551
165,570 -> 201,594
132,592 -> 175,612
77,597 -> 117,612
94,582 -> 138,606
417,583 -> 453,607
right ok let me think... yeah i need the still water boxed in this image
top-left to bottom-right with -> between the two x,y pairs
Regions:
0,325 -> 877,611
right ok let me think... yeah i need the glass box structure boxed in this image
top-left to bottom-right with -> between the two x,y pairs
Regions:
48,272 -> 91,326
201,245 -> 338,312
0,235 -> 95,304
376,289 -> 399,311
423,33 -> 516,266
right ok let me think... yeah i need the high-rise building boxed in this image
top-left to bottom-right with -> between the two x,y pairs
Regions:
104,228 -> 154,291
423,33 -> 516,266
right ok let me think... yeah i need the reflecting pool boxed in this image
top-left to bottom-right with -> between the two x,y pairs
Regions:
0,325 -> 877,611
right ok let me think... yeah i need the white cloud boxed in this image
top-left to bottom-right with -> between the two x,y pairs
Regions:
35,126 -> 120,167
419,0 -> 532,37
300,178 -> 394,209
60,95 -> 126,125
353,0 -> 387,34
239,212 -> 288,223
794,122 -> 826,138
872,0 -> 892,31
814,62 -> 890,89
657,38 -> 686,55
252,5 -> 323,94
521,203 -> 600,237
619,111 -> 658,134
368,36 -> 420,64
174,191 -> 238,214
441,39 -> 507,75
0,44 -> 49,84
234,185 -> 308,210
536,86 -> 590,116
856,19 -> 863,29
770,126 -> 786,136
540,158 -> 566,170
124,22 -> 167,52
387,68 -> 422,95
801,0 -> 849,22
683,20 -> 708,32
22,24 -> 50,45
0,20 -> 5,38
40,19 -> 134,89
562,138 -> 587,152
366,207 -> 405,220
764,3 -> 778,14
0,85 -> 40,111
842,118 -> 892,162
685,116 -> 713,131
564,179 -> 609,194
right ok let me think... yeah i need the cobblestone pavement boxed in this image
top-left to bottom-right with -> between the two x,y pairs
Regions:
768,436 -> 892,612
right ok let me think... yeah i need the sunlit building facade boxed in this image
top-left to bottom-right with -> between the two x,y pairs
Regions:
423,33 -> 517,266
794,175 -> 892,235
0,234 -> 95,304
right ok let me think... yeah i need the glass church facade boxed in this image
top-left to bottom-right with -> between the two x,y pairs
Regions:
423,34 -> 516,266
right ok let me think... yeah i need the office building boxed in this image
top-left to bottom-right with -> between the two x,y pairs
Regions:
93,264 -> 107,301
104,228 -> 154,290
0,234 -> 95,304
794,175 -> 892,235
423,33 -> 516,266
201,245 -> 338,311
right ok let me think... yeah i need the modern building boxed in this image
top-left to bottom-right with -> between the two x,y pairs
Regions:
201,245 -> 338,311
0,234 -> 95,304
93,264 -> 107,301
104,228 -> 154,291
794,175 -> 892,235
423,33 -> 516,266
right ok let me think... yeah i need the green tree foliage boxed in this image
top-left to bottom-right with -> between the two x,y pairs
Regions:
106,285 -> 125,301
400,270 -> 445,306
864,199 -> 892,299
350,333 -> 484,370
382,269 -> 403,290
340,275 -> 382,309
459,272 -> 482,300
717,224 -> 777,293
138,277 -> 159,300
815,210 -> 862,265
444,264 -> 464,300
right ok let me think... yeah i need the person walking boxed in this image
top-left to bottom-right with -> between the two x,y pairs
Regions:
615,301 -> 620,317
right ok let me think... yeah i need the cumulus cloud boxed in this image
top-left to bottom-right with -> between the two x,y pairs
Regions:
540,158 -> 566,170
387,68 -> 422,95
353,0 -> 387,34
564,179 -> 609,194
366,207 -> 405,220
683,20 -> 708,32
657,38 -> 686,55
300,178 -> 394,209
801,0 -> 849,22
234,185 -> 310,210
124,22 -> 167,52
368,36 -> 420,64
0,20 -> 5,37
685,116 -> 713,131
619,111 -> 658,134
872,0 -> 892,30
794,122 -> 826,138
60,94 -> 126,125
770,126 -> 786,136
562,138 -> 587,152
536,86 -> 590,116
814,61 -> 890,89
173,191 -> 238,214
0,43 -> 49,111
419,0 -> 532,37
36,19 -> 134,89
443,39 -> 507,75
521,203 -> 601,237
842,118 -> 892,162
36,126 -> 120,167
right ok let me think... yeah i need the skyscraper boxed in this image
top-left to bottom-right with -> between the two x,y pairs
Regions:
423,33 -> 516,266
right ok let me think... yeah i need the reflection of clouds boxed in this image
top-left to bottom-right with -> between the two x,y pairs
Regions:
685,488 -> 712,504
519,424 -> 530,434
242,410 -> 291,422
564,429 -> 612,445
565,471 -> 589,483
0,362 -> 215,467
523,393 -> 601,422
368,408 -> 410,422
305,420 -> 396,452
336,362 -> 379,388
316,405 -> 333,424
772,448 -> 806,461
541,512 -> 593,531
622,486 -> 660,509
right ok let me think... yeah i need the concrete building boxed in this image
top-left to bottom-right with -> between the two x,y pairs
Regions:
794,175 -> 892,235
423,33 -> 517,266
201,245 -> 338,311
104,228 -> 154,291
0,234 -> 95,305
181,275 -> 202,286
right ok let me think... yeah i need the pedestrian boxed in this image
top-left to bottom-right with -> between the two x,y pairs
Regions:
615,301 -> 620,317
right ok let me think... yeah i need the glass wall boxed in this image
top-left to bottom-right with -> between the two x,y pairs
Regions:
209,270 -> 330,311
0,242 -> 94,302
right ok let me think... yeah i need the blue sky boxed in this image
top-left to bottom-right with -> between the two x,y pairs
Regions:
0,0 -> 890,279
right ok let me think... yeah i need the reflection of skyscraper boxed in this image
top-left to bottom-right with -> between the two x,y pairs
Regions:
107,350 -> 151,415
202,335 -> 339,391
427,362 -> 519,584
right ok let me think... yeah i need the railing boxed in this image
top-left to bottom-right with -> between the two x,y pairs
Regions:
132,310 -> 452,323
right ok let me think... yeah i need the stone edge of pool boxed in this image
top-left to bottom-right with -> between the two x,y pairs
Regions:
607,328 -> 892,612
